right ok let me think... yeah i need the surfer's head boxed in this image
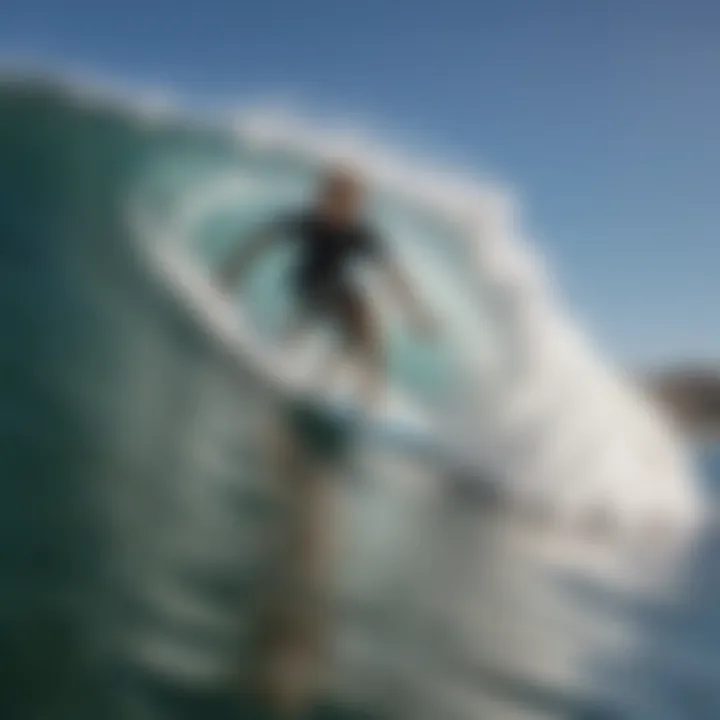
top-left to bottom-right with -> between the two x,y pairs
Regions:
318,165 -> 365,224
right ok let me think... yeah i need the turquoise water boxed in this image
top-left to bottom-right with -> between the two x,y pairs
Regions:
2,78 -> 718,720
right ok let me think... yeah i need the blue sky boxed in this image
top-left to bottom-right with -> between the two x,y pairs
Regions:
3,0 -> 719,366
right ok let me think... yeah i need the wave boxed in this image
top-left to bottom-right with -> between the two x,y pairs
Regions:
2,69 -> 715,720
0,69 -> 704,539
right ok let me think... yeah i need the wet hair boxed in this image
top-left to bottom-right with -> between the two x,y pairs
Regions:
321,165 -> 364,198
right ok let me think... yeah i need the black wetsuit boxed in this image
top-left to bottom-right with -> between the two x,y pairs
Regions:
280,211 -> 384,332
275,212 -> 385,455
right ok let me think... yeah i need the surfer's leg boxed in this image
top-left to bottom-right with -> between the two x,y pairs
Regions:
340,290 -> 385,411
257,422 -> 339,717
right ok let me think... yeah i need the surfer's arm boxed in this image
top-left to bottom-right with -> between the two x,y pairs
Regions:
216,224 -> 281,291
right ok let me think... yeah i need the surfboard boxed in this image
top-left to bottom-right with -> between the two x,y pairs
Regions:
228,293 -> 441,456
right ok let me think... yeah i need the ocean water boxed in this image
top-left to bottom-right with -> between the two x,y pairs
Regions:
1,76 -> 717,720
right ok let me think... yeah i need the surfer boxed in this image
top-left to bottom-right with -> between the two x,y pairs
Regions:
217,165 -> 434,411
218,166 -> 434,717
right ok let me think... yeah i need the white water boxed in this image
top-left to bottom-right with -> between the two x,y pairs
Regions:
129,97 -> 704,537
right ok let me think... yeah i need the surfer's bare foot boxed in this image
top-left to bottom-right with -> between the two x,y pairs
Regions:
251,631 -> 322,718
244,606 -> 326,718
267,643 -> 320,718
